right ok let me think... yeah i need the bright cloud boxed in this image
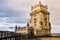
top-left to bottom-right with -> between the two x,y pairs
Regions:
0,17 -> 29,23
51,25 -> 60,33
0,22 -> 27,31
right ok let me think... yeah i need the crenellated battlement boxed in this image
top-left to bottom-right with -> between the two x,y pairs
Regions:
31,1 -> 48,11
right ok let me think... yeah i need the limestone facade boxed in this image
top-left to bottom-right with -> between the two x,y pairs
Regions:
30,2 -> 51,36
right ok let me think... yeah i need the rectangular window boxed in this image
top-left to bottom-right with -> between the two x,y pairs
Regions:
44,17 -> 47,26
34,18 -> 36,27
34,23 -> 36,26
40,21 -> 43,25
34,19 -> 36,23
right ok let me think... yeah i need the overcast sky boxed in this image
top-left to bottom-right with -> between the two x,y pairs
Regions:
0,0 -> 60,33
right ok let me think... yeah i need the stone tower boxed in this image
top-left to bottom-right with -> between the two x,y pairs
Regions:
30,2 -> 51,36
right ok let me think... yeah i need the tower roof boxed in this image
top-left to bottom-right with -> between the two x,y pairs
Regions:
31,1 -> 48,10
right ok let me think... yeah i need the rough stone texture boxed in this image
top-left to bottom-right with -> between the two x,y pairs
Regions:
30,2 -> 51,36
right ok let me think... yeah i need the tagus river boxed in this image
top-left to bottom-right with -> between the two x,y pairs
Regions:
21,37 -> 60,40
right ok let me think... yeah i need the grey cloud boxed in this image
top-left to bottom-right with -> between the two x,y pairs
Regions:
0,5 -> 28,17
0,17 -> 29,23
0,0 -> 30,23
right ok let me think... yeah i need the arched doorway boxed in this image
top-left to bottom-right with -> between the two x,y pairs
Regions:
28,27 -> 34,38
